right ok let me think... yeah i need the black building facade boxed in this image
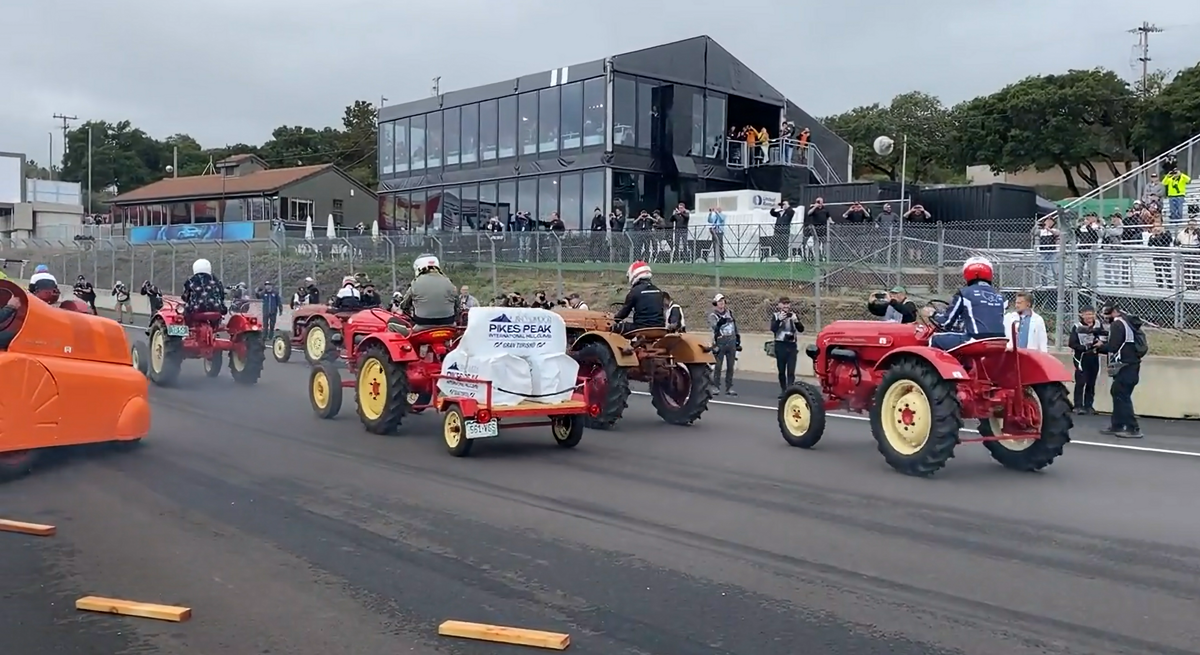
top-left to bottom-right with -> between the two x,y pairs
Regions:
377,35 -> 852,231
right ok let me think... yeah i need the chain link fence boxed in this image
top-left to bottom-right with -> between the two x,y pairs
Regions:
3,219 -> 1198,355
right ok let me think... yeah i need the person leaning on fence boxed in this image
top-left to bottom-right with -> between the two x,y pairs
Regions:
769,296 -> 803,396
707,293 -> 741,396
1097,300 -> 1147,439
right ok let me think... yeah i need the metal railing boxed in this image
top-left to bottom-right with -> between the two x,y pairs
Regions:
4,220 -> 1197,356
724,138 -> 840,183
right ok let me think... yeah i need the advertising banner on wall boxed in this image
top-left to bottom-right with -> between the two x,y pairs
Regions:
129,221 -> 256,245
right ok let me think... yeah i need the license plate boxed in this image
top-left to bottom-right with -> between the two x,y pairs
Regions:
464,419 -> 499,439
165,325 -> 189,337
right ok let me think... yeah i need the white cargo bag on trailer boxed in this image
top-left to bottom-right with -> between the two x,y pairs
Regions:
525,352 -> 580,404
461,306 -> 568,358
437,351 -> 532,407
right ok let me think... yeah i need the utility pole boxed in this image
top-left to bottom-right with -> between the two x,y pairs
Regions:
1129,21 -> 1164,95
380,95 -> 388,114
431,77 -> 441,97
52,113 -> 77,173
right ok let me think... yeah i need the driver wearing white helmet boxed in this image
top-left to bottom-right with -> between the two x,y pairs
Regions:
398,254 -> 459,327
181,258 -> 226,321
612,260 -> 665,334
333,275 -> 362,311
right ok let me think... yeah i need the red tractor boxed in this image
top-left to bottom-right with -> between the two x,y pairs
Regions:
778,309 -> 1074,477
272,304 -> 363,365
137,297 -> 266,387
306,309 -> 463,431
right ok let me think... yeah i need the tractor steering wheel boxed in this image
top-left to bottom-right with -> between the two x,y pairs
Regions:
915,299 -> 949,332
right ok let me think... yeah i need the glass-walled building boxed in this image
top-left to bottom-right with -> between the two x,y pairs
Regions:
377,35 -> 852,231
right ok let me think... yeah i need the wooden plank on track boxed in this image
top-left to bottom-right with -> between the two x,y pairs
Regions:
0,518 -> 56,536
438,620 -> 570,650
76,596 -> 192,622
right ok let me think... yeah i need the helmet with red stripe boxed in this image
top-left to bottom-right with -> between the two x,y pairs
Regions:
962,256 -> 994,284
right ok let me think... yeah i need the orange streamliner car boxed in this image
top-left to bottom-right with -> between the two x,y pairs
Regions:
0,279 -> 150,480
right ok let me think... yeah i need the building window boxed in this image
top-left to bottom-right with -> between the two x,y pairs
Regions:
332,198 -> 344,224
539,175 -> 558,221
704,92 -> 726,159
612,171 -> 638,219
613,76 -> 636,147
380,194 -> 395,229
380,121 -> 394,175
637,80 -> 656,150
480,100 -> 498,161
583,77 -> 606,148
518,177 -> 537,218
559,172 -> 581,229
394,117 -> 409,173
538,87 -> 559,153
427,111 -> 443,168
461,183 -> 479,229
410,115 -> 426,170
518,92 -> 538,156
395,192 -> 411,230
690,91 -> 704,157
444,106 -> 461,166
288,198 -> 314,222
498,96 -> 517,159
411,190 -> 428,231
582,170 -> 605,222
481,181 -> 499,222
440,187 -> 460,230
496,180 -> 515,224
560,82 -> 583,151
461,103 -> 479,164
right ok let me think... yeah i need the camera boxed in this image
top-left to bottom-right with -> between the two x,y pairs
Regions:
871,291 -> 888,301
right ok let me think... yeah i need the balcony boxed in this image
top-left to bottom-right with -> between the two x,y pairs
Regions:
724,138 -> 841,184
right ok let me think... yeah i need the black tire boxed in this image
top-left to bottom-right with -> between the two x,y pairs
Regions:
551,415 -> 584,448
649,362 -> 714,426
309,362 -> 344,419
870,359 -> 962,477
778,382 -> 827,448
147,321 -> 183,387
110,439 -> 143,453
0,450 -> 39,482
230,332 -> 266,385
574,341 -> 630,430
355,345 -> 410,435
980,383 -> 1073,472
303,319 -> 334,365
203,352 -> 223,377
273,332 -> 293,363
130,341 -> 149,375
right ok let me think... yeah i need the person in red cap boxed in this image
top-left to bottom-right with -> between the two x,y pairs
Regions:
612,261 -> 665,334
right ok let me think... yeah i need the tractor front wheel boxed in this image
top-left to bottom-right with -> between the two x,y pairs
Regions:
310,362 -> 344,419
304,319 -> 334,365
979,383 -> 1073,472
0,450 -> 39,482
273,331 -> 293,363
870,359 -> 962,477
355,345 -> 410,435
574,341 -> 630,430
649,362 -> 713,426
778,382 -> 827,449
147,322 -> 183,387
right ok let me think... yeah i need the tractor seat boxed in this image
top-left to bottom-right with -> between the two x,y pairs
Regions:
625,327 -> 669,341
188,312 -> 223,323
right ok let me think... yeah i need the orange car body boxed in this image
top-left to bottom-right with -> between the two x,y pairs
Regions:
0,280 -> 149,454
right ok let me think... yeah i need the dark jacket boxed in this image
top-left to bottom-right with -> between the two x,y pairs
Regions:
613,279 -> 665,329
769,311 -> 804,341
1099,314 -> 1144,365
181,272 -> 226,315
867,298 -> 918,323
257,289 -> 283,317
305,285 -> 320,304
934,281 -> 1005,338
1067,320 -> 1105,364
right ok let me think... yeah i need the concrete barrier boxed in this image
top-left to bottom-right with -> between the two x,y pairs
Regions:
21,281 -> 1198,420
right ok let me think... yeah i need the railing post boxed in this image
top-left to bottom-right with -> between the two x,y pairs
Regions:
936,224 -> 946,295
1054,239 -> 1067,348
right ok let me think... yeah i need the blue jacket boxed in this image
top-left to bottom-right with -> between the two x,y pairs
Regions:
934,281 -> 1005,338
258,289 -> 283,317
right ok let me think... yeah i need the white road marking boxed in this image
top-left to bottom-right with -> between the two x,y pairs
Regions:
118,321 -> 1196,460
629,391 -> 1200,459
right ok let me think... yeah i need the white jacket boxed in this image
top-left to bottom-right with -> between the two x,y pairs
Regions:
1004,311 -> 1049,352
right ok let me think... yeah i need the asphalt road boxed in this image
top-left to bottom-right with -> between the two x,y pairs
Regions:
3,333 -> 1200,654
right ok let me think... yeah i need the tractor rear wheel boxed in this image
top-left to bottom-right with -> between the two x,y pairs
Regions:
230,332 -> 266,385
649,362 -> 713,425
147,322 -> 183,387
355,345 -> 410,435
870,359 -> 962,477
574,341 -> 630,430
0,450 -> 39,482
203,352 -> 223,377
979,383 -> 1072,472
778,382 -> 827,449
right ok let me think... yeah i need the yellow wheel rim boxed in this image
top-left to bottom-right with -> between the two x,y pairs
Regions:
783,394 -> 811,436
306,327 -> 326,360
445,412 -> 463,448
357,358 -> 387,420
881,380 -> 932,456
988,388 -> 1038,451
130,346 -> 140,370
150,329 -> 166,372
274,338 -> 288,359
552,418 -> 571,441
231,350 -> 245,371
312,370 -> 330,409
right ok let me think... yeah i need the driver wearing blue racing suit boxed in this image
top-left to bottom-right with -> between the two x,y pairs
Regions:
929,256 -> 1006,350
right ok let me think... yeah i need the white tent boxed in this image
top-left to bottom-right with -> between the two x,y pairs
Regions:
325,214 -> 336,239
304,215 -> 314,240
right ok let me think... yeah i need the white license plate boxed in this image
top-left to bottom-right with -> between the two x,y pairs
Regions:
165,325 -> 189,337
464,419 -> 499,439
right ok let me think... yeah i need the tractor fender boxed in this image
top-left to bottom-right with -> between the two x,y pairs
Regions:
985,349 -> 1074,386
570,331 -> 639,368
357,333 -> 421,365
875,346 -> 970,381
656,333 -> 716,364
225,312 -> 260,335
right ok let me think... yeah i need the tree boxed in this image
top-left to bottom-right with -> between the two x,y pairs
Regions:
1134,63 -> 1200,156
822,91 -> 957,183
954,68 -> 1140,196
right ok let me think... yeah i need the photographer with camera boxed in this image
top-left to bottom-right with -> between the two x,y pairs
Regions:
707,293 -> 741,396
530,290 -> 552,309
769,296 -> 804,395
867,286 -> 918,323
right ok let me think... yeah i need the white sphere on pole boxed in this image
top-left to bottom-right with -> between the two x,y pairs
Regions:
873,136 -> 894,156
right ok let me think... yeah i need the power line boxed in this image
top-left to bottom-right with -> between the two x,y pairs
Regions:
1128,21 -> 1164,94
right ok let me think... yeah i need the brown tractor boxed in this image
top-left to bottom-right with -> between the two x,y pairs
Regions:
554,308 -> 715,430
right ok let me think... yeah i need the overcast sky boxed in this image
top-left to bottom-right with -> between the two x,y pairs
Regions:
3,0 -> 1199,168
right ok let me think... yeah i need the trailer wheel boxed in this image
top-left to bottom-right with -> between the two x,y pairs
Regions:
442,405 -> 474,457
551,415 -> 584,449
